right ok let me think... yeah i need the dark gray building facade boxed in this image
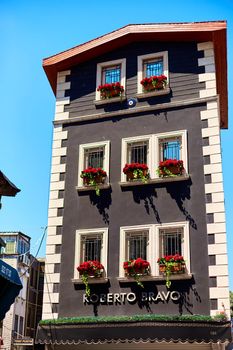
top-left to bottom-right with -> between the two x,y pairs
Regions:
38,22 -> 231,350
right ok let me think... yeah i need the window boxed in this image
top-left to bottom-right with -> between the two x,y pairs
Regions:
84,146 -> 104,168
155,222 -> 190,276
3,237 -> 16,254
126,231 -> 149,261
119,222 -> 190,278
119,225 -> 153,278
137,51 -> 169,94
121,135 -> 152,182
127,140 -> 149,164
96,58 -> 126,100
78,140 -> 110,187
74,228 -> 108,279
81,234 -> 102,262
14,315 -> 19,336
159,136 -> 182,161
102,65 -> 121,84
155,130 -> 188,174
144,58 -> 164,77
159,227 -> 183,256
121,130 -> 188,181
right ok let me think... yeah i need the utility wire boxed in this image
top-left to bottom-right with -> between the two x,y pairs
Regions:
19,226 -> 47,278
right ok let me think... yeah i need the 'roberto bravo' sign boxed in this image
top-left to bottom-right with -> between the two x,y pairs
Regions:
83,291 -> 180,305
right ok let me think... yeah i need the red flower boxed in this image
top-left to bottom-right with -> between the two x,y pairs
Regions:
77,260 -> 104,275
123,163 -> 148,174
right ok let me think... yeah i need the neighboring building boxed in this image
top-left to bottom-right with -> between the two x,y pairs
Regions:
24,257 -> 45,347
37,21 -> 231,349
0,173 -> 22,325
0,233 -> 44,350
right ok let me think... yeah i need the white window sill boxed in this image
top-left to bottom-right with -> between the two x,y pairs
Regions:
72,278 -> 109,285
117,273 -> 193,283
136,87 -> 170,99
76,183 -> 111,192
119,174 -> 190,187
94,96 -> 127,105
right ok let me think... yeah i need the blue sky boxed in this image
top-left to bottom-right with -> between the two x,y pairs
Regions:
0,0 -> 232,288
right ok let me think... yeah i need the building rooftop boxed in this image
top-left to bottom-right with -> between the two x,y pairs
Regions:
0,171 -> 20,197
42,20 -> 228,129
0,231 -> 31,240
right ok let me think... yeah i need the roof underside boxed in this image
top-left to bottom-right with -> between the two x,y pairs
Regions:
43,21 -> 228,129
0,171 -> 20,197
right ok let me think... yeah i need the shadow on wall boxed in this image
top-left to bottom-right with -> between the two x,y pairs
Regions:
166,178 -> 197,229
90,188 -> 112,224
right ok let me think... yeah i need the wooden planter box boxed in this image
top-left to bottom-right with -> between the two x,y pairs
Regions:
143,82 -> 166,92
159,263 -> 186,274
159,165 -> 184,177
83,175 -> 106,186
126,169 -> 148,181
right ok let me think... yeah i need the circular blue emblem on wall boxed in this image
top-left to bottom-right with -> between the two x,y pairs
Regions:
127,98 -> 137,108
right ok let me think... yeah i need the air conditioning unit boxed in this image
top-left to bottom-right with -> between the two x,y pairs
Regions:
18,254 -> 30,266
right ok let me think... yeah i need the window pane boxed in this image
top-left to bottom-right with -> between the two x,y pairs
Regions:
84,147 -> 104,168
81,235 -> 102,262
160,228 -> 183,256
102,65 -> 121,84
5,240 -> 16,254
127,141 -> 148,164
127,231 -> 148,260
144,59 -> 163,77
159,137 -> 181,161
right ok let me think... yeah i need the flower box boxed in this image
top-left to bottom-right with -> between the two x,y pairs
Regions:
140,75 -> 167,92
157,254 -> 186,288
80,167 -> 107,195
157,159 -> 184,177
159,262 -> 185,274
123,258 -> 150,288
123,163 -> 149,183
97,82 -> 124,100
83,174 -> 105,186
77,260 -> 104,296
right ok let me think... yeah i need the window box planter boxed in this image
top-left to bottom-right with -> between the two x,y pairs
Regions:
140,75 -> 168,92
157,255 -> 186,288
80,167 -> 107,196
159,263 -> 185,274
157,159 -> 184,177
77,260 -> 105,296
123,163 -> 149,183
123,258 -> 150,288
97,82 -> 124,100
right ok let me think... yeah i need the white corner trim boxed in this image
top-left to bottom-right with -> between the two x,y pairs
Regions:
137,51 -> 169,94
198,48 -> 230,315
55,70 -> 71,120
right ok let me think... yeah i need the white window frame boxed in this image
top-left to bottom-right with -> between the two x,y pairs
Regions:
96,58 -> 126,101
78,140 -> 110,187
155,222 -> 190,276
74,228 -> 108,279
137,51 -> 169,94
119,222 -> 190,278
119,224 -> 154,278
121,135 -> 153,182
121,130 -> 188,181
154,130 -> 188,177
